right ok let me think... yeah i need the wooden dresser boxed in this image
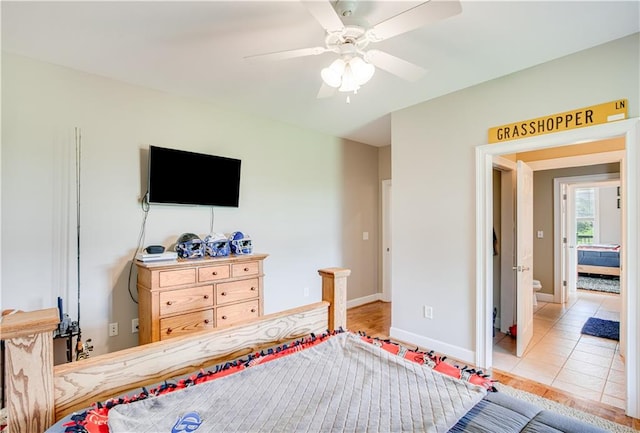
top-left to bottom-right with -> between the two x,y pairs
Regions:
136,253 -> 267,344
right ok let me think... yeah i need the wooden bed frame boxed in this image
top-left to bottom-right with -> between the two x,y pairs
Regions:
577,264 -> 621,277
0,267 -> 350,433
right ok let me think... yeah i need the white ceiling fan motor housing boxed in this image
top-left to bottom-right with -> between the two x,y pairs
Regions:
334,0 -> 358,18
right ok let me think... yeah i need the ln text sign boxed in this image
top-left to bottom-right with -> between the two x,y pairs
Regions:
488,100 -> 628,144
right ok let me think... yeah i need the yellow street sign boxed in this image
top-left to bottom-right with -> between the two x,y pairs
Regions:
488,99 -> 627,144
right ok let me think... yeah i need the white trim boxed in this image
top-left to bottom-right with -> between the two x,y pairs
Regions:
553,173 -> 620,303
381,179 -> 392,303
536,292 -> 554,303
475,118 -> 640,418
493,155 -> 517,171
475,147 -> 494,370
390,327 -> 475,365
622,121 -> 638,416
347,293 -> 384,309
527,150 -> 625,171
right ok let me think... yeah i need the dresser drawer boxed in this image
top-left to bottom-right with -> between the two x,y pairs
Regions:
160,309 -> 214,340
159,285 -> 214,316
137,253 -> 267,344
231,261 -> 260,278
216,278 -> 259,305
198,264 -> 230,282
216,300 -> 259,326
159,268 -> 196,288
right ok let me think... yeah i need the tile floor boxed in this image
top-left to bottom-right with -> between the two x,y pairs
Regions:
493,289 -> 625,409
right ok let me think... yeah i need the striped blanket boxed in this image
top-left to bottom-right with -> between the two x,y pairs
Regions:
108,333 -> 487,432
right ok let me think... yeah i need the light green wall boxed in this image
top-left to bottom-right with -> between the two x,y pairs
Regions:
391,33 -> 639,361
1,52 -> 379,357
378,145 -> 391,181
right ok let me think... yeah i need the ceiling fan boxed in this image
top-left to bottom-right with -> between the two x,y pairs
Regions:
245,0 -> 462,99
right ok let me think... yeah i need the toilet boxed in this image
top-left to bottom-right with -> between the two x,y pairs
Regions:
532,279 -> 542,306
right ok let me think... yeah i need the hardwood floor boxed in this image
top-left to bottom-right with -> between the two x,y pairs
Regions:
347,300 -> 640,429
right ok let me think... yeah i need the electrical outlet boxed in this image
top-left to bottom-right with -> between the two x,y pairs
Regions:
423,305 -> 433,319
109,322 -> 119,337
132,318 -> 139,333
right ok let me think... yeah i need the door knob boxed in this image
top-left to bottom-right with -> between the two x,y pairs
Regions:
512,266 -> 530,272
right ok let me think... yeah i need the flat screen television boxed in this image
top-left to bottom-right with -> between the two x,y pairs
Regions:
147,145 -> 241,207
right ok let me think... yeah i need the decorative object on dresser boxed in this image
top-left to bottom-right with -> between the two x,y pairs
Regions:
135,251 -> 178,263
136,253 -> 267,344
203,233 -> 230,257
174,233 -> 205,259
144,245 -> 165,254
228,231 -> 252,254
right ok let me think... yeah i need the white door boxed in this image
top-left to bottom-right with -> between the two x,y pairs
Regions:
560,183 -> 568,302
566,185 -> 578,297
516,160 -> 534,357
382,180 -> 392,302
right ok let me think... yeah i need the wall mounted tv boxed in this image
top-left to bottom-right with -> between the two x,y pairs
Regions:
147,145 -> 241,207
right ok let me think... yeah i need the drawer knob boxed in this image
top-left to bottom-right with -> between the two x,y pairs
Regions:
251,308 -> 256,313
204,295 -> 209,299
212,271 -> 218,276
221,315 -> 227,320
166,301 -> 173,306
204,319 -> 210,324
250,287 -> 256,291
167,328 -> 173,334
221,291 -> 227,296
244,267 -> 249,272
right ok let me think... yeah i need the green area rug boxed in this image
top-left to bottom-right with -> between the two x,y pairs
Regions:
577,275 -> 620,294
495,384 -> 634,432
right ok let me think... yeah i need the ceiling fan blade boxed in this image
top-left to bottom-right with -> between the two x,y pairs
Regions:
368,0 -> 462,42
317,82 -> 337,99
245,46 -> 329,62
301,0 -> 345,33
365,49 -> 427,82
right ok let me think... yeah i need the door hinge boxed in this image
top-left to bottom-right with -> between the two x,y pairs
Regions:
563,280 -> 567,287
563,193 -> 567,200
563,237 -> 567,244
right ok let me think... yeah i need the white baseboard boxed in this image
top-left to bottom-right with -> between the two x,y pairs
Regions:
347,293 -> 384,309
389,327 -> 475,365
537,293 -> 554,303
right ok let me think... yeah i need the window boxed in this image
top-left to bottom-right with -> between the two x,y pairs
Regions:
575,187 -> 598,244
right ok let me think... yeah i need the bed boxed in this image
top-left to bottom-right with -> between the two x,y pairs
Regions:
1,267 -> 608,433
577,244 -> 621,276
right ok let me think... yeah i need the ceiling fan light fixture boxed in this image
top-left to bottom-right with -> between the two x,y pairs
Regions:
338,63 -> 360,93
322,55 -> 375,93
321,58 -> 346,88
348,56 -> 375,85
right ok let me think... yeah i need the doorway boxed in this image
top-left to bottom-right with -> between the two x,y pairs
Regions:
492,162 -> 625,409
476,118 -> 639,418
554,173 -> 621,303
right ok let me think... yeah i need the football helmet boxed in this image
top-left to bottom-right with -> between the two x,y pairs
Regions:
203,233 -> 230,257
175,233 -> 204,259
228,231 -> 253,255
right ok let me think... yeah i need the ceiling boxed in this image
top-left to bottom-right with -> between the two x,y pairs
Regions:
2,1 -> 639,147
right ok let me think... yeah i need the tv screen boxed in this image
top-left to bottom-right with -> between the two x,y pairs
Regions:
147,146 -> 241,207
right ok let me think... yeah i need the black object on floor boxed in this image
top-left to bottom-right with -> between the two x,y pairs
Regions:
581,317 -> 620,341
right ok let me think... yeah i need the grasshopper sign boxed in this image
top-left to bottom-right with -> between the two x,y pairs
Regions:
488,100 -> 627,144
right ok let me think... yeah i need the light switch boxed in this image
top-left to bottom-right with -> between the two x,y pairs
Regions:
363,232 -> 369,240
537,230 -> 544,239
